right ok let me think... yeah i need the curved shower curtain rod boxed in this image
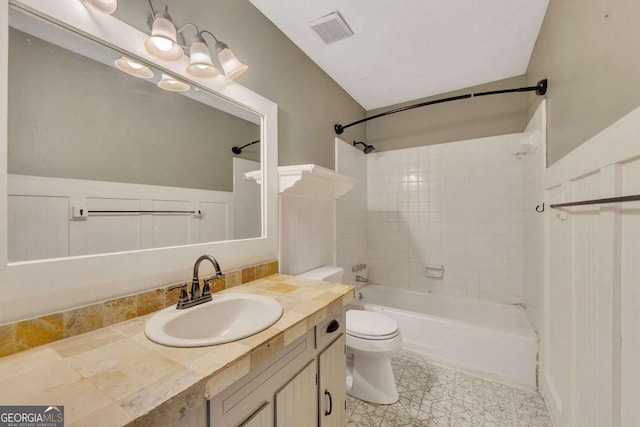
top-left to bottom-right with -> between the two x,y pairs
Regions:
334,79 -> 548,135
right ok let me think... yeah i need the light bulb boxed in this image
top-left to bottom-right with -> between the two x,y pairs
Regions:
152,36 -> 173,52
114,56 -> 154,79
127,61 -> 143,70
157,74 -> 190,92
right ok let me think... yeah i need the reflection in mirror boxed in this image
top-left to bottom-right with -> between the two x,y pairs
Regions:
7,9 -> 263,262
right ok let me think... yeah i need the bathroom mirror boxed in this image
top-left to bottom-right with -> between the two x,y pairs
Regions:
7,7 -> 263,262
0,0 -> 278,324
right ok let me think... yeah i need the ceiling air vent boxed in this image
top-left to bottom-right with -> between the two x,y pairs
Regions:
308,11 -> 354,45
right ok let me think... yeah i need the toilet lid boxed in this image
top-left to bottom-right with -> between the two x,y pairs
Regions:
346,310 -> 399,339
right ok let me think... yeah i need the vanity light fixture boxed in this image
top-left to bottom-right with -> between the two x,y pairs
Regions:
145,15 -> 184,61
114,56 -> 154,79
144,0 -> 248,80
215,40 -> 248,81
188,30 -> 248,80
83,0 -> 117,14
157,74 -> 190,92
186,33 -> 220,78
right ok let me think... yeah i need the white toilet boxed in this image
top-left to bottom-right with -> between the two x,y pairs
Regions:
296,266 -> 402,405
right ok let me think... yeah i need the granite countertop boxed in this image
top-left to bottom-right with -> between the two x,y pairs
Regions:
0,274 -> 354,426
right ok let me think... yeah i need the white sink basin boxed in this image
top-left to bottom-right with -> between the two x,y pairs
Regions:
145,293 -> 283,347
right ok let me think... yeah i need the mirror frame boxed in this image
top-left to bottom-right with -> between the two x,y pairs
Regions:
0,0 -> 278,323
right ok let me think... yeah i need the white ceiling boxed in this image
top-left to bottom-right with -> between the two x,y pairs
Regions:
249,0 -> 549,110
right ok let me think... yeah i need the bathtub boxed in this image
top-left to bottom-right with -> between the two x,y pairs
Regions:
353,285 -> 538,389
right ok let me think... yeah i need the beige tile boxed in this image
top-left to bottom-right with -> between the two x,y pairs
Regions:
64,303 -> 104,338
0,346 -> 62,380
51,327 -> 123,358
224,270 -> 243,288
16,313 -> 64,351
250,334 -> 284,368
255,263 -> 270,279
267,283 -> 298,294
207,276 -> 226,294
109,315 -> 149,338
67,403 -> 133,427
0,360 -> 81,404
238,325 -> 281,349
117,368 -> 203,419
130,378 -> 206,427
136,289 -> 165,316
103,296 -> 137,326
129,332 -> 213,365
267,261 -> 279,276
204,355 -> 251,399
68,340 -> 180,400
241,266 -> 256,284
282,318 -> 308,346
27,379 -> 112,424
0,323 -> 16,357
187,342 -> 251,376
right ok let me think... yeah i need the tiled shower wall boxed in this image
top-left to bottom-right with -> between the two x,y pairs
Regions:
367,134 -> 525,303
335,139 -> 368,285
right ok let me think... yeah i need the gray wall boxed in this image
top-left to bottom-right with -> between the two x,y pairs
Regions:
526,0 -> 640,165
365,76 -> 527,152
114,0 -> 366,169
8,28 -> 259,192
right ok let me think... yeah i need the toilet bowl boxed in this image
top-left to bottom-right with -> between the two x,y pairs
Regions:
295,266 -> 401,405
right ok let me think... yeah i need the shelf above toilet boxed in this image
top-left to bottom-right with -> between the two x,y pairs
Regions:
278,164 -> 357,199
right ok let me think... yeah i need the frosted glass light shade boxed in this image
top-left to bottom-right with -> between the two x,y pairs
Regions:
157,74 -> 190,92
215,42 -> 248,80
84,0 -> 117,14
186,40 -> 220,78
114,56 -> 153,79
144,17 -> 184,61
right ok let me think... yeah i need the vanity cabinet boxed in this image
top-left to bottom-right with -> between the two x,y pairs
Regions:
274,361 -> 317,426
318,335 -> 347,427
204,309 -> 346,427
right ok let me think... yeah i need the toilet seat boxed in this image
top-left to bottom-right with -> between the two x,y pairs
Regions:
346,310 -> 399,341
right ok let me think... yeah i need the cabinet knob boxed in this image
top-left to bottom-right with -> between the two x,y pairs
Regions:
326,320 -> 340,333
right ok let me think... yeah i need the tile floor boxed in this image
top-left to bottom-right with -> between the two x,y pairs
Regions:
345,352 -> 553,427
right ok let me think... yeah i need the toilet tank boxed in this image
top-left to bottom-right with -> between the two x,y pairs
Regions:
295,266 -> 344,283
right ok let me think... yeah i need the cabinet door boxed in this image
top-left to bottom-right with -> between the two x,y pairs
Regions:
318,335 -> 346,427
240,402 -> 272,427
275,361 -> 317,426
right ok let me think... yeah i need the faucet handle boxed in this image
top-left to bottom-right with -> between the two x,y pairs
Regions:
202,278 -> 211,297
167,283 -> 190,306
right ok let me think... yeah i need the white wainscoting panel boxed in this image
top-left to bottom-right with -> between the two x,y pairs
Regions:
8,195 -> 69,261
84,198 -> 141,255
522,100 -> 546,333
233,158 -> 261,240
279,194 -> 334,276
542,105 -> 640,427
8,175 -> 234,262
621,159 -> 640,427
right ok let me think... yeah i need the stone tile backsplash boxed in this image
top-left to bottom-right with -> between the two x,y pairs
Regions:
0,260 -> 278,357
